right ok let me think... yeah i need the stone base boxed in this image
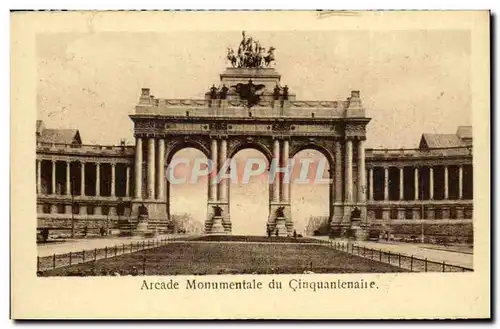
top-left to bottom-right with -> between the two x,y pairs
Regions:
268,203 -> 293,235
349,218 -> 368,241
131,200 -> 168,222
274,217 -> 288,237
209,216 -> 226,234
205,201 -> 231,234
133,219 -> 157,237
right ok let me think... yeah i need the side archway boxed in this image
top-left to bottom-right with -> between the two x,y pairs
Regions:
289,144 -> 334,236
164,139 -> 210,234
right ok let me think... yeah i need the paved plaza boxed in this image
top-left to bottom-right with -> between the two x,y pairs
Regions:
313,236 -> 473,269
37,234 -> 189,257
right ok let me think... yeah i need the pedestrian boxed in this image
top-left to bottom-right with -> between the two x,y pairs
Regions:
293,230 -> 297,239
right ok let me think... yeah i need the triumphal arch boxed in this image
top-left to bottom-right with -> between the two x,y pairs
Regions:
130,32 -> 370,235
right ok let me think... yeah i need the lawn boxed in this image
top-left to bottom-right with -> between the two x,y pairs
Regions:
42,240 -> 405,276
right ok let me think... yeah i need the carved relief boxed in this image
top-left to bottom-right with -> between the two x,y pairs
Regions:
210,122 -> 228,131
345,124 -> 366,138
272,122 -> 290,132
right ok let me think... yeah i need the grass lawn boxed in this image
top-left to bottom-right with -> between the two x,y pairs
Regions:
190,235 -> 322,243
42,241 -> 405,276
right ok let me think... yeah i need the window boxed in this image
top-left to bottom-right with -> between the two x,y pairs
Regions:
43,204 -> 51,214
57,204 -> 65,214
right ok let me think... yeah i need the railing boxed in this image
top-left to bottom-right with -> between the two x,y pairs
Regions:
37,235 -> 187,273
321,240 -> 473,272
37,236 -> 473,274
366,146 -> 472,158
36,142 -> 135,155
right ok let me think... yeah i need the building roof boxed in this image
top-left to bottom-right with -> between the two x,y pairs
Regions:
456,126 -> 473,140
419,125 -> 472,149
37,128 -> 82,145
419,134 -> 463,149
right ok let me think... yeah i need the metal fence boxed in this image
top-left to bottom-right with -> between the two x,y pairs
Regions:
37,235 -> 187,273
37,236 -> 473,274
320,240 -> 473,272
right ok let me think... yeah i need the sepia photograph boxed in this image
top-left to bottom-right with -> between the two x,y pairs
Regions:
11,10 -> 490,319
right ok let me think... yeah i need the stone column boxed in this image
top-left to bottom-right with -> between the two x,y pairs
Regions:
414,167 -> 419,200
334,141 -> 343,203
272,139 -> 280,202
281,139 -> 290,202
442,206 -> 450,219
444,166 -> 449,200
397,208 -> 405,219
218,138 -> 228,201
429,167 -> 434,200
345,139 -> 353,203
368,168 -> 374,201
458,165 -> 463,200
51,160 -> 56,195
65,161 -> 71,195
147,137 -> 156,199
399,167 -> 404,201
125,165 -> 130,197
427,206 -> 435,219
209,138 -> 218,201
111,163 -> 116,197
157,138 -> 165,200
134,137 -> 143,199
412,207 -> 421,220
96,163 -> 100,197
357,139 -> 366,203
383,167 -> 389,201
37,160 -> 41,194
80,162 -> 85,196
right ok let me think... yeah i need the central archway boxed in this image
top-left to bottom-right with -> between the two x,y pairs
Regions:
229,148 -> 270,235
290,148 -> 333,236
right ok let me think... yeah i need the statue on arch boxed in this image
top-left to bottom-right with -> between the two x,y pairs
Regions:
351,207 -> 361,219
209,84 -> 218,100
218,84 -> 229,99
273,84 -> 281,100
226,48 -> 237,67
282,85 -> 289,100
212,205 -> 223,217
229,31 -> 277,69
276,206 -> 285,218
138,203 -> 149,218
264,47 -> 276,67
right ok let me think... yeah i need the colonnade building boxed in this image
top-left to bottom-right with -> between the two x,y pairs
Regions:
36,65 -> 473,240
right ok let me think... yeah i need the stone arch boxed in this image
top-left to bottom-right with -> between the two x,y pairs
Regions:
289,141 -> 335,170
227,139 -> 273,164
165,138 -> 210,164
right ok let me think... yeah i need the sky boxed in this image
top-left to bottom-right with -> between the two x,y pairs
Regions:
36,30 -> 472,234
